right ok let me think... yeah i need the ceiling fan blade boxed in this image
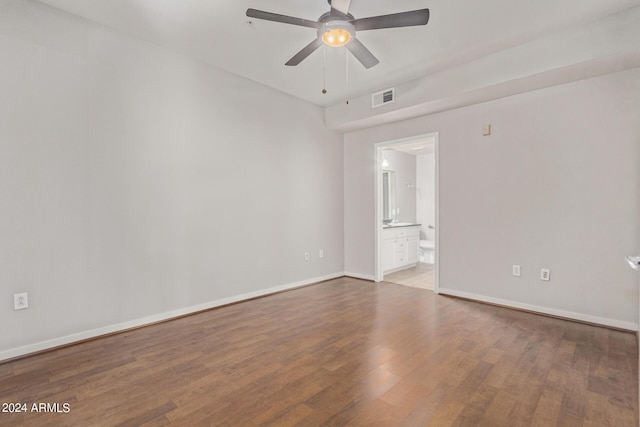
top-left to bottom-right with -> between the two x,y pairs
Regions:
330,0 -> 352,16
246,9 -> 320,29
285,38 -> 323,66
352,9 -> 430,31
347,38 -> 379,69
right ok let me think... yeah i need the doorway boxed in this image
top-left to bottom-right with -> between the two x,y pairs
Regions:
374,132 -> 439,293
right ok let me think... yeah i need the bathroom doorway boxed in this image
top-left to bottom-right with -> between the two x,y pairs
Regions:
374,133 -> 439,293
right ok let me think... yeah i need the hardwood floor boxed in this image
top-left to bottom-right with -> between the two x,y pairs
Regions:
0,277 -> 637,426
384,263 -> 434,290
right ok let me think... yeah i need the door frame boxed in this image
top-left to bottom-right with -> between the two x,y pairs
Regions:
374,132 -> 440,293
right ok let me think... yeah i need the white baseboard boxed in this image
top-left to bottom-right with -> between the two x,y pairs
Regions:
344,272 -> 375,281
0,272 -> 345,362
438,287 -> 638,332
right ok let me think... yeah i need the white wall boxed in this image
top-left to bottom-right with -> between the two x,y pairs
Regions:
382,149 -> 416,224
344,69 -> 640,329
0,1 -> 343,359
416,153 -> 435,241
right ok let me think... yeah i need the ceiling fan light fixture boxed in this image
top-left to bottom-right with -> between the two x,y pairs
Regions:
322,28 -> 351,47
320,22 -> 353,47
246,5 -> 430,68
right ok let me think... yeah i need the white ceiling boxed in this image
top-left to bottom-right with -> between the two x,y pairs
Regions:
38,0 -> 639,107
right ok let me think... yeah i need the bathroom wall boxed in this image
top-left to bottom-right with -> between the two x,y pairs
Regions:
382,149 -> 416,224
344,69 -> 640,329
416,152 -> 436,241
0,1 -> 344,359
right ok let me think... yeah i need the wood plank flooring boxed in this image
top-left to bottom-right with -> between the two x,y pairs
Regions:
0,277 -> 637,426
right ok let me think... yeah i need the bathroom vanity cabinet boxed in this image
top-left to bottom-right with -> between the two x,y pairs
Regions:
382,225 -> 419,273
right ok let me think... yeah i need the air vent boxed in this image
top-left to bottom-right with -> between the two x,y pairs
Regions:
372,88 -> 395,108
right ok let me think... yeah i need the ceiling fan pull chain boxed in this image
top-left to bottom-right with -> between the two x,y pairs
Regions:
345,47 -> 349,89
322,45 -> 327,94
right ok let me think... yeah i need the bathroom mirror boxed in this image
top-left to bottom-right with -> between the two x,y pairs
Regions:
382,170 -> 396,223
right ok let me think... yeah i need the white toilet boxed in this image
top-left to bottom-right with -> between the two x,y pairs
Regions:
419,240 -> 435,264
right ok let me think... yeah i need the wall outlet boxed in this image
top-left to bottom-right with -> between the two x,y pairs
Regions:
540,269 -> 550,281
512,265 -> 521,277
14,293 -> 28,310
319,249 -> 324,258
304,252 -> 310,261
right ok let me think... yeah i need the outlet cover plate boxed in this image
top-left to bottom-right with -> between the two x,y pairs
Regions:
512,265 -> 521,277
540,269 -> 550,281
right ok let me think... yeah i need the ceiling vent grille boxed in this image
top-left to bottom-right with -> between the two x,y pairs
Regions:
372,88 -> 395,108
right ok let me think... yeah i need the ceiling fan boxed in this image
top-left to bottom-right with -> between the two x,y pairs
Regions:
246,0 -> 430,69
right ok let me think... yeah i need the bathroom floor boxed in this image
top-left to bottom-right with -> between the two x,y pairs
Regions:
383,262 -> 434,290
